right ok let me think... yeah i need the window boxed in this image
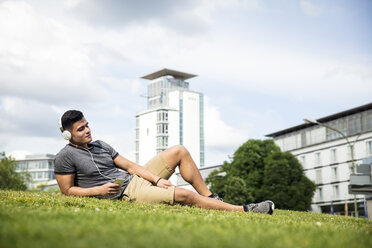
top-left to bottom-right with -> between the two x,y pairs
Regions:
348,163 -> 354,174
346,145 -> 356,161
179,99 -> 183,145
156,136 -> 168,148
157,111 -> 168,122
299,155 -> 306,168
163,136 -> 168,147
331,166 -> 338,181
164,112 -> 168,121
326,119 -> 347,141
135,153 -> 139,164
361,110 -> 372,132
314,152 -> 321,166
348,116 -> 361,135
330,149 -> 337,163
299,131 -> 306,147
333,185 -> 340,199
315,169 -> 322,184
318,187 -> 323,201
157,123 -> 168,134
367,141 -> 372,156
136,141 -> 139,152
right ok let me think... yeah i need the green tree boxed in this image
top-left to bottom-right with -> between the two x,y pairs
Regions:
0,152 -> 30,190
206,139 -> 316,211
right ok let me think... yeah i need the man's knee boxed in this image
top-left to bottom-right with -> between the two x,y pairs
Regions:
174,188 -> 197,204
169,145 -> 189,158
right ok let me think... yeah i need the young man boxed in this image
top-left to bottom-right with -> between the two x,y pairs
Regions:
54,110 -> 274,214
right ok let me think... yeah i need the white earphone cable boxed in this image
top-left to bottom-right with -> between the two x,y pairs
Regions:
72,143 -> 114,181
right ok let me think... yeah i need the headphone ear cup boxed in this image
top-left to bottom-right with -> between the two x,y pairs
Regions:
62,130 -> 71,140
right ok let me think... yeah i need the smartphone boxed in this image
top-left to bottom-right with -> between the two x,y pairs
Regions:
113,178 -> 125,187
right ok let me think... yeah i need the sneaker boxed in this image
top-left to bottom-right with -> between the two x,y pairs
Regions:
243,200 -> 274,214
208,193 -> 224,202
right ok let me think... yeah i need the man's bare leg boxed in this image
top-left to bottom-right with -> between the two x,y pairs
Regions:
162,146 -> 212,197
175,188 -> 243,211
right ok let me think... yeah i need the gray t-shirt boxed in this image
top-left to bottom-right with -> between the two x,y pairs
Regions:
54,140 -> 132,199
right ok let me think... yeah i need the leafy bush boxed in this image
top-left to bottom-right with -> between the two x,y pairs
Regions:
206,139 -> 316,210
0,152 -> 30,190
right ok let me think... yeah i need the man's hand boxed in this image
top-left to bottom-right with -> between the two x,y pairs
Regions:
98,182 -> 122,196
156,179 -> 173,189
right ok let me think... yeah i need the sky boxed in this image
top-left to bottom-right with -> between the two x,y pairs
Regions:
0,0 -> 371,165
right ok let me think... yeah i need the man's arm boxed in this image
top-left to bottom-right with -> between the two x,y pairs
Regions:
113,155 -> 173,189
55,174 -> 121,197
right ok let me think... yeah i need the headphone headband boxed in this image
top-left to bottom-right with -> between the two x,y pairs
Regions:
59,114 -> 71,140
58,115 -> 64,133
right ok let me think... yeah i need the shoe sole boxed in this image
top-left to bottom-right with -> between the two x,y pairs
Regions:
265,200 -> 275,215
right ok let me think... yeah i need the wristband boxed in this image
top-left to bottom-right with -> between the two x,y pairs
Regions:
155,178 -> 161,185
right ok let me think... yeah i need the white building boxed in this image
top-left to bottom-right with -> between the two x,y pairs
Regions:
266,103 -> 372,216
136,69 -> 205,182
15,154 -> 58,190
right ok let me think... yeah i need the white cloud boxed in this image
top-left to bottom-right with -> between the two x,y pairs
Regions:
0,1 -> 110,104
101,77 -> 142,94
0,97 -> 60,136
202,96 -> 251,165
204,96 -> 249,149
181,37 -> 372,104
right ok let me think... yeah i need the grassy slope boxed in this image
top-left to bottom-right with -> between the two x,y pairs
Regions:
0,190 -> 371,248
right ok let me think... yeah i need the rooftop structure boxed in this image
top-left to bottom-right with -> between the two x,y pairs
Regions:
141,68 -> 197,81
266,103 -> 372,138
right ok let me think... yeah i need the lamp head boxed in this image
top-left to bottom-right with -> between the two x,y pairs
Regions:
303,118 -> 318,124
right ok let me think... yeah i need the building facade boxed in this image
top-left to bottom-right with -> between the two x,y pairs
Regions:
15,154 -> 57,189
136,69 -> 205,175
266,103 -> 372,215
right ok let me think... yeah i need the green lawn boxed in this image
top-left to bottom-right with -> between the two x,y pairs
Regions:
0,190 -> 371,248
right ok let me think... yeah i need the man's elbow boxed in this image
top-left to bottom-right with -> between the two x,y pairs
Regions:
60,188 -> 70,196
57,185 -> 73,196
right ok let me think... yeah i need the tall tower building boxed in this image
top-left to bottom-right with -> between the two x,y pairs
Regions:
135,68 -> 205,170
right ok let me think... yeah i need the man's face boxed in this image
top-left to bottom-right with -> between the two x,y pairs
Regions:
69,117 -> 92,145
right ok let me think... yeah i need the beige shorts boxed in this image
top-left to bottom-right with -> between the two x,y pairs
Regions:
122,153 -> 176,204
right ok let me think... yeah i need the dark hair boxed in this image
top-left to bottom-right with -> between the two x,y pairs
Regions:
61,110 -> 84,130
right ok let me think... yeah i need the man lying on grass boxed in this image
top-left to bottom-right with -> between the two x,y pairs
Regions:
54,110 -> 274,214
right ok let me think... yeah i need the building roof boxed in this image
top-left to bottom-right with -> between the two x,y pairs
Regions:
141,68 -> 197,80
266,102 -> 372,138
16,154 -> 55,161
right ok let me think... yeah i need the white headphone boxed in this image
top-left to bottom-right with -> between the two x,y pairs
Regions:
59,115 -> 72,140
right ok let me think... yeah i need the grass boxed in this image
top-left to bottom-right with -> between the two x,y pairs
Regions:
0,190 -> 371,248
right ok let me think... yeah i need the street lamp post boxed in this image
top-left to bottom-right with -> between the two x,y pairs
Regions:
303,118 -> 360,217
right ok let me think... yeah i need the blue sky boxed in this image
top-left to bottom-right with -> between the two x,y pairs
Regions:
0,0 -> 371,165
